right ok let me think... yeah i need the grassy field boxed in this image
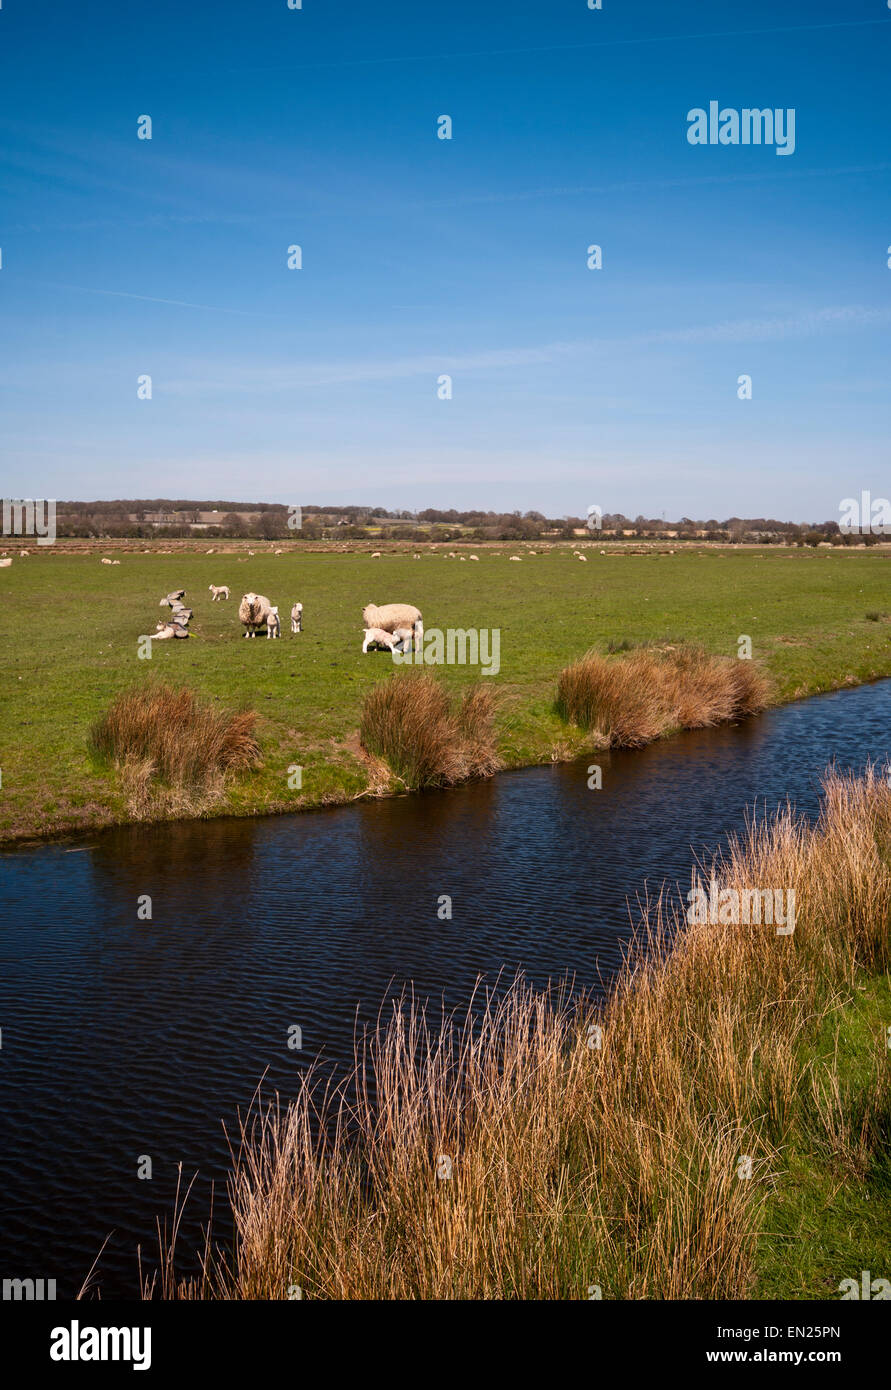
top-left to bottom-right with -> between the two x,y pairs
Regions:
2,543 -> 891,843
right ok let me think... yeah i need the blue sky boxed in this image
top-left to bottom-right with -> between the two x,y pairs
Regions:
1,0 -> 889,519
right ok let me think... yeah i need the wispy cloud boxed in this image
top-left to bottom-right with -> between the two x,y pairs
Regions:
159,305 -> 890,395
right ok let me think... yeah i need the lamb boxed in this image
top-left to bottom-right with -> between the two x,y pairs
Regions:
391,626 -> 414,653
266,606 -> 281,639
469,555 -> 479,561
239,592 -> 272,638
362,627 -> 398,653
154,620 -> 189,640
112,559 -> 121,565
370,551 -> 381,558
101,557 -> 112,565
290,601 -> 303,634
209,584 -> 229,601
509,555 -> 522,561
362,602 -> 423,651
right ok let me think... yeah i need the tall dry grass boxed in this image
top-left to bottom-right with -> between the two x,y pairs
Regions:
147,768 -> 891,1300
360,673 -> 501,789
556,644 -> 771,746
90,682 -> 260,817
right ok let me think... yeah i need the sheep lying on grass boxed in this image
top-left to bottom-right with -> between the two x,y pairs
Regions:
209,584 -> 229,601
291,602 -> 303,634
154,621 -> 189,640
266,606 -> 281,639
362,602 -> 423,651
362,627 -> 398,653
239,592 -> 272,638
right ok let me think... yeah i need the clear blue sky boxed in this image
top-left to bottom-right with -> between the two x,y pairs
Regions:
1,0 -> 889,520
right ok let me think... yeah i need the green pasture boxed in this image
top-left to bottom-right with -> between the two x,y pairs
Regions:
2,544 -> 890,842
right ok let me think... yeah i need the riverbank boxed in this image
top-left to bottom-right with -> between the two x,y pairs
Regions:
3,545 -> 891,846
148,768 -> 891,1299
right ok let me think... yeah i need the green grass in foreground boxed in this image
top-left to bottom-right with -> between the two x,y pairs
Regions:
2,544 -> 891,842
756,972 -> 891,1298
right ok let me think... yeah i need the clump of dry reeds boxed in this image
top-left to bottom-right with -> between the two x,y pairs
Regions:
360,673 -> 500,789
89,682 -> 260,817
144,768 -> 891,1301
556,644 -> 771,745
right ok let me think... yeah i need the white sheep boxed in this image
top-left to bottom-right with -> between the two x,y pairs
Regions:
577,554 -> 588,562
239,592 -> 272,638
112,560 -> 121,565
290,601 -> 303,634
101,557 -> 112,565
362,602 -> 423,651
509,555 -> 522,561
470,555 -> 479,561
362,627 -> 397,653
266,606 -> 281,639
0,558 -> 12,568
391,625 -> 414,653
209,584 -> 229,601
371,551 -> 382,558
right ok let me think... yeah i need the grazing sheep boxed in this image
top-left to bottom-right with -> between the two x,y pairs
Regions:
112,559 -> 121,565
0,558 -> 12,568
290,601 -> 303,634
209,584 -> 229,601
362,602 -> 423,651
239,591 -> 272,638
509,555 -> 522,561
274,548 -> 283,555
577,554 -> 588,562
362,626 -> 397,653
101,557 -> 112,565
470,554 -> 479,561
160,589 -> 186,607
371,551 -> 382,558
266,606 -> 281,639
19,549 -> 29,557
413,553 -> 421,559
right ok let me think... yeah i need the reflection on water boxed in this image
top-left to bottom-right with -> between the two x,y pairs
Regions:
2,680 -> 890,1296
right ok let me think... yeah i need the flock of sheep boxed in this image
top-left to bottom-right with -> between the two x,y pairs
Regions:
151,585 -> 423,654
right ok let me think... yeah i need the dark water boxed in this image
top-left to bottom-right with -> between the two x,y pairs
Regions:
2,680 -> 891,1298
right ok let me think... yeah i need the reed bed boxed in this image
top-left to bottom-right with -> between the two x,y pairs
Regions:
556,644 -> 771,746
145,767 -> 890,1300
89,682 -> 260,817
359,673 -> 501,790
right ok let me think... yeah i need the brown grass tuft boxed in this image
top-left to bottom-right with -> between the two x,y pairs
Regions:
90,682 -> 260,817
556,644 -> 771,745
359,673 -> 501,789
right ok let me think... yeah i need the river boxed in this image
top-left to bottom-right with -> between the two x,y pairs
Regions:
2,679 -> 890,1297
